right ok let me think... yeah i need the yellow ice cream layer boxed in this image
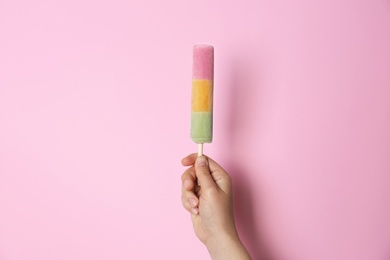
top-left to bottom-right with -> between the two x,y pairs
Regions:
192,79 -> 213,112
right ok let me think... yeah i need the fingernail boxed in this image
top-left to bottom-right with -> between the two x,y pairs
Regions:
189,198 -> 198,207
191,207 -> 199,215
197,156 -> 208,167
183,180 -> 190,189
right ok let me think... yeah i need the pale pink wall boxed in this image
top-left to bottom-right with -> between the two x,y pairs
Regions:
1,0 -> 390,259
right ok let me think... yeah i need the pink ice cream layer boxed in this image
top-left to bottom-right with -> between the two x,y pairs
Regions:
193,45 -> 214,80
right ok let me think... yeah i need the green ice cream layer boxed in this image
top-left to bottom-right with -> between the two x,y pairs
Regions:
191,112 -> 213,143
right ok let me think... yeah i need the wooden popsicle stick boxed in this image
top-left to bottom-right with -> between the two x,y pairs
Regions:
198,143 -> 203,156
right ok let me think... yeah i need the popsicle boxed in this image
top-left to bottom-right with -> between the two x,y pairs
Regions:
191,44 -> 214,156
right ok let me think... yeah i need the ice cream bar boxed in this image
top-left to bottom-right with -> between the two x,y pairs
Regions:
191,45 -> 214,154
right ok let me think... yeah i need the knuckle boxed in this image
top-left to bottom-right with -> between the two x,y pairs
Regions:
181,192 -> 187,202
181,196 -> 188,208
181,167 -> 195,181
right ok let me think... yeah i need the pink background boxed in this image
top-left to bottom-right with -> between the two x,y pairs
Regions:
1,0 -> 390,259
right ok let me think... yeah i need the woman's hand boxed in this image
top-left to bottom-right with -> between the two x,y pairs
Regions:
181,154 -> 251,260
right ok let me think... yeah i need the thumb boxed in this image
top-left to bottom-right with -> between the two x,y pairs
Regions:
195,156 -> 216,190
207,158 -> 232,193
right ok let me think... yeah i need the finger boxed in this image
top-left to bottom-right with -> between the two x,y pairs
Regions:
206,157 -> 232,193
190,207 -> 199,216
181,190 -> 199,213
207,157 -> 225,173
181,153 -> 197,166
181,166 -> 196,191
182,154 -> 231,192
195,156 -> 217,190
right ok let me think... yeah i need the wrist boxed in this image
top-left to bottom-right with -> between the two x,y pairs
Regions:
205,230 -> 251,260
